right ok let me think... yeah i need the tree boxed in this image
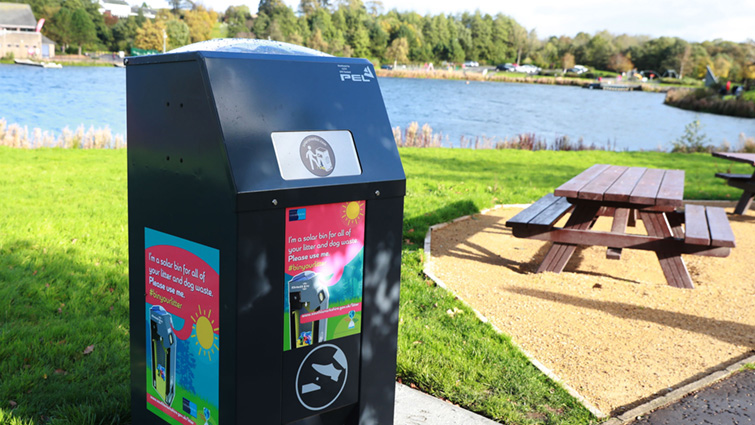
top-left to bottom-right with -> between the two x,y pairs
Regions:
135,19 -> 166,51
561,52 -> 575,70
184,6 -> 217,43
307,28 -> 328,52
258,0 -> 287,17
607,53 -> 634,73
166,20 -> 190,50
224,5 -> 251,37
70,7 -> 97,55
298,0 -> 318,16
385,36 -> 408,64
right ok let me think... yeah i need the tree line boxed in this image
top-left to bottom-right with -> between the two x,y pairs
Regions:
10,0 -> 755,82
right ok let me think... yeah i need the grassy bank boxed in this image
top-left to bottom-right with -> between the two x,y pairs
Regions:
1,147 -> 751,425
665,88 -> 755,118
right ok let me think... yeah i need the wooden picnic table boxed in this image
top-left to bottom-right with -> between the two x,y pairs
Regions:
712,152 -> 755,214
506,164 -> 736,289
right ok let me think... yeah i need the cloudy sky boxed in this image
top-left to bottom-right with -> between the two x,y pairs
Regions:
150,0 -> 754,43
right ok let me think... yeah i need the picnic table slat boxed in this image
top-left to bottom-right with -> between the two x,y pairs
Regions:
712,152 -> 755,166
505,193 -> 562,226
629,168 -> 666,205
715,172 -> 755,180
656,169 -> 685,206
706,207 -> 736,247
529,196 -> 573,227
523,228 -> 730,257
554,164 -> 611,198
684,204 -> 710,245
604,167 -> 647,202
579,165 -> 628,201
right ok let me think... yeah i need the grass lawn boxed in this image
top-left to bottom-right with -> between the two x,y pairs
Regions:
0,147 -> 751,425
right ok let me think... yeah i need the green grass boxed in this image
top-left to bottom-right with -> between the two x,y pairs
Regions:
1,147 -> 751,424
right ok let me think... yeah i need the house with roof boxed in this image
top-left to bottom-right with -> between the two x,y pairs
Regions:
131,5 -> 157,19
98,0 -> 132,19
0,3 -> 55,59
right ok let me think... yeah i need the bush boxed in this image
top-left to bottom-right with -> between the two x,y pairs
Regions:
671,119 -> 712,153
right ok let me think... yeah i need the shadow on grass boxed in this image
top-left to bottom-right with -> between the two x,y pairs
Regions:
0,240 -> 130,425
404,200 -> 479,245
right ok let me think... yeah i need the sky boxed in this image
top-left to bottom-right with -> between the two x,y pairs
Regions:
147,0 -> 754,43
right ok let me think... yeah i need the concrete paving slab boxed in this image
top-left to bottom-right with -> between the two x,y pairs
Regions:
628,369 -> 754,425
394,383 -> 499,425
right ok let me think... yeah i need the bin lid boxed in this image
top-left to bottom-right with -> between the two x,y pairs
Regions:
169,39 -> 331,57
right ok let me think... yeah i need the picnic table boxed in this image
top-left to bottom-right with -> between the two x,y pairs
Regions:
712,152 -> 755,214
506,164 -> 736,289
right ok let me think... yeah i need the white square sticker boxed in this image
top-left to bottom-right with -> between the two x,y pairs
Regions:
271,131 -> 362,181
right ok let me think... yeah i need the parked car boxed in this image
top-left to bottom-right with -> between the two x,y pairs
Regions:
463,61 -> 479,67
380,64 -> 393,70
496,63 -> 516,72
516,64 -> 541,74
567,65 -> 589,74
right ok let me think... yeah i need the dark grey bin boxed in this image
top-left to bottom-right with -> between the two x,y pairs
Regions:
127,40 -> 405,425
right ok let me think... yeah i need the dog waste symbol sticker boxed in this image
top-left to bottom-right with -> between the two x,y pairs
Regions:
295,344 -> 348,411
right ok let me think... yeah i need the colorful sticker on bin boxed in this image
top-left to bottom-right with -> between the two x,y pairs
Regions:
145,228 -> 220,425
284,201 -> 366,351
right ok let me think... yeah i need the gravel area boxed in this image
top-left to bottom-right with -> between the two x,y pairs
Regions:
428,206 -> 755,415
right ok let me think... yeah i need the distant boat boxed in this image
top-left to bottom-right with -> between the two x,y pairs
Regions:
14,58 -> 62,68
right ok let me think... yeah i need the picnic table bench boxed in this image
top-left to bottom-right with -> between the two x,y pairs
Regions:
712,152 -> 755,214
506,164 -> 736,289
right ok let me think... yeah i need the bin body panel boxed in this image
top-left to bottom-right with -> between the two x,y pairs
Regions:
128,58 -> 238,425
358,196 -> 404,424
236,208 -> 285,423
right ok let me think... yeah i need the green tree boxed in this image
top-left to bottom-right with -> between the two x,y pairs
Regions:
70,7 -> 97,55
111,16 -> 141,51
385,36 -> 408,64
224,5 -> 251,37
166,20 -> 190,50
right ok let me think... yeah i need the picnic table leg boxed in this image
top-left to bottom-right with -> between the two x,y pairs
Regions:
666,211 -> 685,239
639,211 -> 694,289
606,208 -> 630,260
536,204 -> 601,274
733,190 -> 754,215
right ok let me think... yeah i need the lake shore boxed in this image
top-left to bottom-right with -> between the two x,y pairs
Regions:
376,68 -> 672,93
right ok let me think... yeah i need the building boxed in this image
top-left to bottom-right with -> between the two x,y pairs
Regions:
0,3 -> 55,59
98,0 -> 132,19
131,5 -> 157,19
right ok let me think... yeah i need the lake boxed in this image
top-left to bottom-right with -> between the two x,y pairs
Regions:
1,64 -> 753,151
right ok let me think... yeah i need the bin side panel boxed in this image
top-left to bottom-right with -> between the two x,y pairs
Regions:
204,57 -> 405,195
359,196 -> 404,424
127,59 -> 238,424
235,209 -> 286,423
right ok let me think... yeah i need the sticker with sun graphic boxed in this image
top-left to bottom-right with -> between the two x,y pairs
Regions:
284,202 -> 366,351
341,201 -> 365,226
191,306 -> 219,362
144,228 -> 220,425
